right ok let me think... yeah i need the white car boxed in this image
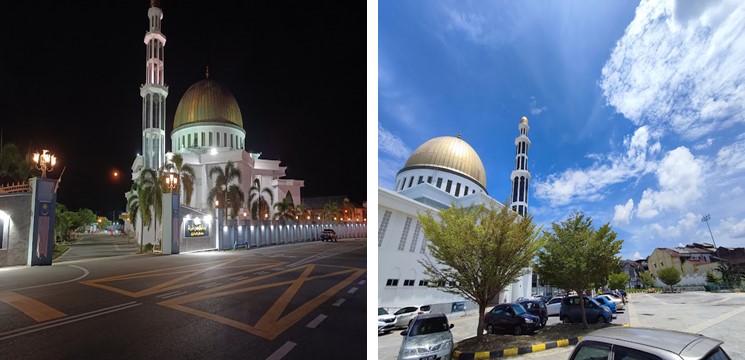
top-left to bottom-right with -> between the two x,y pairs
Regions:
393,305 -> 432,328
598,294 -> 625,310
378,307 -> 396,334
546,296 -> 563,316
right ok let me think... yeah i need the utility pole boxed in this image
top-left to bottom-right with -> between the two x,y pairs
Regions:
701,214 -> 722,262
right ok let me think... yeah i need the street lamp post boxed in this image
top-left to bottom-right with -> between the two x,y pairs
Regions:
701,214 -> 722,262
32,149 -> 57,178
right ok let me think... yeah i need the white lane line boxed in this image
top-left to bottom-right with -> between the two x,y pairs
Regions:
198,282 -> 222,289
348,287 -> 358,294
7,265 -> 90,292
266,341 -> 297,360
155,290 -> 183,298
358,280 -> 366,285
0,301 -> 141,341
332,298 -> 346,307
306,314 -> 327,328
157,291 -> 188,299
230,275 -> 249,281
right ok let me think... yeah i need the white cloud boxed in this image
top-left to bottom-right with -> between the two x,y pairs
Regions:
715,138 -> 745,175
600,0 -> 745,140
720,217 -> 745,239
613,199 -> 635,224
529,97 -> 547,116
650,212 -> 699,239
633,251 -> 642,260
636,147 -> 704,218
378,123 -> 411,160
720,186 -> 743,199
535,126 -> 657,206
694,138 -> 714,150
439,3 -> 521,46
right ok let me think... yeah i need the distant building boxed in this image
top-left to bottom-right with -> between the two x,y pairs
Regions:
301,196 -> 366,223
620,260 -> 643,289
648,246 -> 720,286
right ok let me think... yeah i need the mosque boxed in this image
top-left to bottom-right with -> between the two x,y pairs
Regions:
378,117 -> 533,310
128,2 -> 303,244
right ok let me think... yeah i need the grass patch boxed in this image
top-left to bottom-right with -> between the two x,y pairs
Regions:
455,323 -> 619,353
53,243 -> 69,259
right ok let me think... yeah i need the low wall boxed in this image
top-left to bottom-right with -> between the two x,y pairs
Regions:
0,193 -> 32,267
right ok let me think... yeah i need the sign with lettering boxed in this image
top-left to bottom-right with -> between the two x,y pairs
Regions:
184,219 -> 209,238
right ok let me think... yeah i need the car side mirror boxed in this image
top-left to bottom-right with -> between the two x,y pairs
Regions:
400,331 -> 408,336
450,324 -> 454,329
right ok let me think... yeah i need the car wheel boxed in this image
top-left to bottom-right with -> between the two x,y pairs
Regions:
485,324 -> 494,334
597,315 -> 606,324
541,318 -> 547,327
513,325 -> 522,336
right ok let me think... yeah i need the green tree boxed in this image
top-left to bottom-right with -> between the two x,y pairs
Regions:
321,201 -> 341,221
126,182 -> 145,252
294,204 -> 310,221
657,267 -> 681,292
54,203 -> 71,242
418,204 -> 542,339
164,153 -> 196,206
608,272 -> 630,290
207,161 -> 243,221
717,263 -> 744,289
76,208 -> 97,230
0,143 -> 36,184
533,211 -> 623,327
273,195 -> 296,221
640,272 -> 655,288
248,178 -> 273,220
705,270 -> 721,284
137,168 -> 163,248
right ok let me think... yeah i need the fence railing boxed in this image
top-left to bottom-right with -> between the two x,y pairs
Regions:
0,182 -> 31,194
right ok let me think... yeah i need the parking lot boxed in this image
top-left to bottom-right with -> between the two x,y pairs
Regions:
378,292 -> 745,359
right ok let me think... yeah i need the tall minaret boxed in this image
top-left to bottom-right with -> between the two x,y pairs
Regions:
141,0 -> 168,170
510,116 -> 531,217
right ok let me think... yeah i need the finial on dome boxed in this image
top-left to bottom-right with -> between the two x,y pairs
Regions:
520,116 -> 528,124
457,132 -> 462,139
150,0 -> 160,8
206,66 -> 210,79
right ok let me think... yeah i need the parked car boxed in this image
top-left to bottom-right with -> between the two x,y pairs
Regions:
598,294 -> 625,310
568,327 -> 731,360
320,229 -> 337,242
393,305 -> 432,328
518,300 -> 548,327
594,296 -> 618,313
398,313 -> 454,360
560,296 -> 612,324
483,303 -> 539,335
546,296 -> 563,316
378,307 -> 396,334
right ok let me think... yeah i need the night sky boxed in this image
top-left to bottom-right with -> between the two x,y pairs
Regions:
0,1 -> 365,217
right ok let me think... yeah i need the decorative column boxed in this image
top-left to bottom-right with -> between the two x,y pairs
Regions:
141,1 -> 168,170
161,192 -> 180,254
509,116 -> 531,217
27,178 -> 58,265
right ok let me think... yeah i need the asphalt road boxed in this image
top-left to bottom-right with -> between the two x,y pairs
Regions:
0,238 -> 367,359
55,233 -> 140,263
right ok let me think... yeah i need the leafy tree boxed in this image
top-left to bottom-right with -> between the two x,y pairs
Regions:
341,197 -> 355,221
657,267 -> 681,292
294,204 -> 310,221
321,201 -> 341,221
533,211 -> 623,327
418,204 -> 542,339
137,169 -> 162,248
640,272 -> 655,288
207,161 -> 243,221
164,153 -> 196,206
126,182 -> 144,252
608,272 -> 630,290
705,270 -> 721,284
717,263 -> 744,289
76,208 -> 97,229
248,178 -> 273,220
273,195 -> 296,221
0,143 -> 37,184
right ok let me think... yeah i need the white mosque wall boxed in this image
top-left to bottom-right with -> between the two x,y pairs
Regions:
395,168 -> 485,199
378,188 -> 532,309
172,124 -> 246,152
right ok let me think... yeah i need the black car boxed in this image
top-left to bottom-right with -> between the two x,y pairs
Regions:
519,300 -> 548,327
483,303 -> 539,335
320,229 -> 337,241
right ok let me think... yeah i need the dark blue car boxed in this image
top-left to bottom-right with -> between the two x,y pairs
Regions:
560,296 -> 612,324
483,303 -> 539,335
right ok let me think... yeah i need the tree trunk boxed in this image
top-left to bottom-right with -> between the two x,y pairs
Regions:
476,303 -> 486,339
579,292 -> 589,328
139,220 -> 143,253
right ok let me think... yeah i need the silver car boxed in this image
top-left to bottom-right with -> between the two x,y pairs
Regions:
569,327 -> 731,360
398,313 -> 454,360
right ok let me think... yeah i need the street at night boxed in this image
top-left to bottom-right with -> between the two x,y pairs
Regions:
0,239 -> 366,359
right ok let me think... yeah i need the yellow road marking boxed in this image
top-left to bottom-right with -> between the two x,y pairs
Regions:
532,343 -> 546,352
503,348 -> 518,356
557,339 -> 569,347
159,264 -> 366,340
474,351 -> 491,359
0,291 -> 66,322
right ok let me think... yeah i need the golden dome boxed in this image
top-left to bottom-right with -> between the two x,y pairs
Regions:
520,116 -> 528,124
173,79 -> 243,129
402,136 -> 487,189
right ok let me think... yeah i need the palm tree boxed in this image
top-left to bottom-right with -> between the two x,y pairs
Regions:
126,182 -> 144,252
341,197 -> 355,222
138,168 -> 162,249
164,153 -> 196,206
321,201 -> 341,221
294,204 -> 310,221
248,178 -> 274,220
273,196 -> 296,221
207,161 -> 243,221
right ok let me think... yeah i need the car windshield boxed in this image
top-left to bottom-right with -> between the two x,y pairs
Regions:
409,317 -> 449,336
511,305 -> 526,315
378,308 -> 388,315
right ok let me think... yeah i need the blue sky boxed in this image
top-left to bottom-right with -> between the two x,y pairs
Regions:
377,0 -> 745,261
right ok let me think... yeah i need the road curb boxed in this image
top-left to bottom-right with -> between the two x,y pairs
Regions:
452,336 -> 583,359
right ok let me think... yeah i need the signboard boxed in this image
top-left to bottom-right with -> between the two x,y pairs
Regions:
184,219 -> 209,238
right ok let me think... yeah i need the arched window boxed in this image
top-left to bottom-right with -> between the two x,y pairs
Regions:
519,176 -> 525,201
512,179 -> 518,202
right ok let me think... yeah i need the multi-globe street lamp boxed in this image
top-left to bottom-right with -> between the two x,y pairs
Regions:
32,149 -> 57,178
164,172 -> 178,192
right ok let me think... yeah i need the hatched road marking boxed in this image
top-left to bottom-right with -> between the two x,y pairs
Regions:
0,291 -> 66,322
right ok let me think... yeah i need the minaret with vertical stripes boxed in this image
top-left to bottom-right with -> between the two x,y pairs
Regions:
141,0 -> 168,170
510,116 -> 531,217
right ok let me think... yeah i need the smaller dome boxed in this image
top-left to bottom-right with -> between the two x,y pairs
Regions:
520,116 -> 528,124
401,136 -> 487,189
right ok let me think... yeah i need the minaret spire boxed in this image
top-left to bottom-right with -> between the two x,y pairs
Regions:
509,116 -> 531,217
140,1 -> 168,170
